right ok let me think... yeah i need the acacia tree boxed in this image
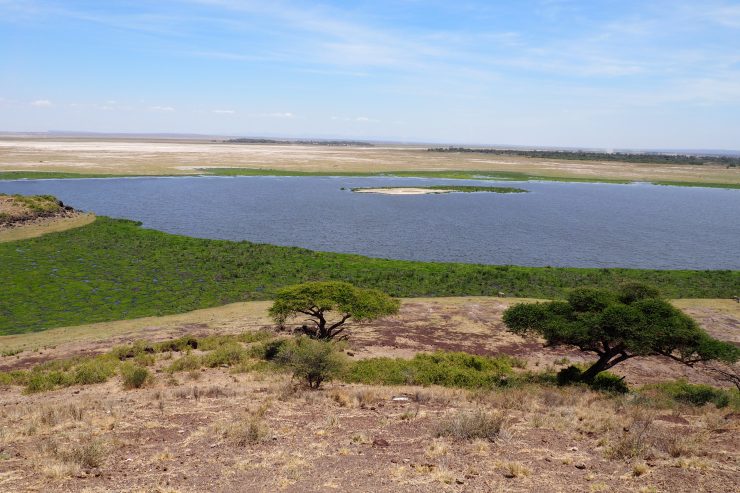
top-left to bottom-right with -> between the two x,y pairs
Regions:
503,283 -> 738,383
269,281 -> 400,340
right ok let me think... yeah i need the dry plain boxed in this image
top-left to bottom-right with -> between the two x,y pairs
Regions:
1,137 -> 739,186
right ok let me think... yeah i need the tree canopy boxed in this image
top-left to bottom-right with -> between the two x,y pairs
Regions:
268,281 -> 400,340
502,283 -> 739,383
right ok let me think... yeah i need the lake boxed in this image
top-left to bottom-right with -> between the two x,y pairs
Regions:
1,176 -> 738,270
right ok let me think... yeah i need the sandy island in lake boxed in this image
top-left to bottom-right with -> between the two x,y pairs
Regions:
353,187 -> 453,195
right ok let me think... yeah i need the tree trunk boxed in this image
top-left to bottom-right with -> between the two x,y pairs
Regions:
579,353 -> 613,383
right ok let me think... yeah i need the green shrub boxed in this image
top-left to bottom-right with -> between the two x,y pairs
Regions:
556,365 -> 584,386
644,380 -> 737,408
276,337 -> 345,389
202,343 -> 248,367
25,371 -> 72,393
120,363 -> 150,389
167,354 -> 202,372
556,365 -> 628,393
252,338 -> 289,360
73,359 -> 117,385
347,351 -> 514,389
591,372 -> 629,394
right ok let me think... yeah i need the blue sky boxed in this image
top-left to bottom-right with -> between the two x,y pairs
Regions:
1,0 -> 740,149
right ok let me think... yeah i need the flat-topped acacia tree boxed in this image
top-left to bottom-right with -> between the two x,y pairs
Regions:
269,281 -> 400,341
503,283 -> 739,383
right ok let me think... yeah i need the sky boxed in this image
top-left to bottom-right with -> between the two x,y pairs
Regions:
1,0 -> 740,149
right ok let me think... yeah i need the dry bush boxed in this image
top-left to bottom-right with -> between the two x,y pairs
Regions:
62,439 -> 107,468
38,403 -> 85,427
218,416 -> 269,446
607,409 -> 655,460
502,461 -> 530,478
652,429 -> 704,458
329,389 -> 354,407
355,388 -> 382,408
201,385 -> 229,398
435,409 -> 507,442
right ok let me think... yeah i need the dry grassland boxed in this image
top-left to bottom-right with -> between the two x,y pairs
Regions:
1,137 -> 738,185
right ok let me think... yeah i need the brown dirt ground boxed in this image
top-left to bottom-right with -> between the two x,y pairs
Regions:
1,297 -> 738,492
0,363 -> 738,492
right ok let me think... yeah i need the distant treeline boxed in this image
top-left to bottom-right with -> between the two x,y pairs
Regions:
226,138 -> 373,146
428,147 -> 740,167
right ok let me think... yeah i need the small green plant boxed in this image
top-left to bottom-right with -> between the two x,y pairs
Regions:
167,354 -> 202,373
120,363 -> 150,389
276,337 -> 345,389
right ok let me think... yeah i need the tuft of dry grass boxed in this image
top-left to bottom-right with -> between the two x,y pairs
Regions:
502,461 -> 530,478
218,417 -> 269,447
435,409 -> 507,442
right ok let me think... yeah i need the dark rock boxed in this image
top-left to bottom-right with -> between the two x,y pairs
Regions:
372,438 -> 390,447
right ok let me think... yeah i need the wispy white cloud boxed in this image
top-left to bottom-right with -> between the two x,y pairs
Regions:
30,99 -> 52,107
331,115 -> 378,123
213,109 -> 236,114
149,105 -> 175,112
261,112 -> 293,118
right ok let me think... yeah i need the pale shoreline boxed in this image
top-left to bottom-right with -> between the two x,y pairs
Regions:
353,187 -> 453,195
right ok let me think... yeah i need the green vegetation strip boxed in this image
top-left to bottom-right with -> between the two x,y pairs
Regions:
0,171 -> 125,180
1,216 -> 738,334
2,168 -> 739,188
350,185 -> 528,193
428,147 -> 740,167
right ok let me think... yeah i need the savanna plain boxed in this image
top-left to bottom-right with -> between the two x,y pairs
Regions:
0,137 -> 739,493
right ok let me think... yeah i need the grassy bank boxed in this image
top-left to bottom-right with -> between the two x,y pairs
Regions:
1,217 -> 738,334
3,168 -> 740,189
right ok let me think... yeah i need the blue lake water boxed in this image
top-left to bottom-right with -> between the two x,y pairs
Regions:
1,176 -> 739,270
